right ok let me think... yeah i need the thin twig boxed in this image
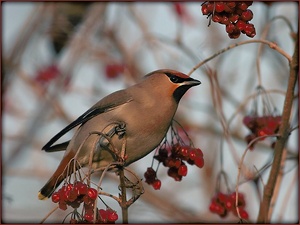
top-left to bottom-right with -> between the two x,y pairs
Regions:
40,205 -> 59,223
235,134 -> 280,221
188,39 -> 292,77
267,148 -> 287,221
119,169 -> 128,223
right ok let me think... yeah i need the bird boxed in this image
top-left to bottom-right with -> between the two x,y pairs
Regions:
38,69 -> 201,200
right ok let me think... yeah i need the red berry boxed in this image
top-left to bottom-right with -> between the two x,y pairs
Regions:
215,2 -> 225,12
51,192 -> 60,203
107,209 -> 119,222
206,3 -> 214,13
144,167 -> 157,184
189,149 -> 197,160
209,201 -> 217,213
221,16 -> 230,25
217,192 -> 227,203
105,63 -> 124,79
152,179 -> 162,190
244,23 -> 256,37
226,2 -> 236,8
178,164 -> 188,176
99,209 -> 108,222
75,181 -> 88,195
225,199 -> 233,210
194,157 -> 204,168
226,23 -> 236,33
35,64 -> 60,84
66,183 -> 74,191
236,20 -> 246,31
83,195 -> 94,205
66,189 -> 78,202
180,146 -> 189,157
59,201 -> 67,210
195,148 -> 203,157
212,14 -> 222,23
238,2 -> 249,11
238,208 -> 249,219
201,4 -> 210,15
87,187 -> 98,200
241,9 -> 253,21
229,14 -> 239,23
84,213 -> 94,222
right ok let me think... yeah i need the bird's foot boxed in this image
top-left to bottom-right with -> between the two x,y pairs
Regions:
115,122 -> 126,139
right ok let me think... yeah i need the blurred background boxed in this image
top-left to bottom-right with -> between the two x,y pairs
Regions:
2,2 -> 298,223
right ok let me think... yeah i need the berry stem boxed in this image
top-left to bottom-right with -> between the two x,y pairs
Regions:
40,205 -> 59,223
187,39 -> 292,77
119,168 -> 129,223
257,33 -> 298,223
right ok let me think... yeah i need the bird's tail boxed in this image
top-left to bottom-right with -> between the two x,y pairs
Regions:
38,151 -> 77,200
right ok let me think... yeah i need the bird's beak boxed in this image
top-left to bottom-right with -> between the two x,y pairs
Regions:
183,77 -> 201,87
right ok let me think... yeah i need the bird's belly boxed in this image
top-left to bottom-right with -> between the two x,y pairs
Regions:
68,105 -> 175,168
122,111 -> 173,165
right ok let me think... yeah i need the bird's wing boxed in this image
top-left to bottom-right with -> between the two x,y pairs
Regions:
42,90 -> 133,152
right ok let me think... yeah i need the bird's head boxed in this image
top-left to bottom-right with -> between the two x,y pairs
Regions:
142,69 -> 201,103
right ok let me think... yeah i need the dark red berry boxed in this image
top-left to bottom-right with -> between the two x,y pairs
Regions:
241,9 -> 253,21
59,201 -> 67,210
236,20 -> 246,31
226,23 -> 236,33
212,14 -> 222,23
229,14 -> 239,23
226,2 -> 236,8
238,2 -> 249,11
178,164 -> 188,176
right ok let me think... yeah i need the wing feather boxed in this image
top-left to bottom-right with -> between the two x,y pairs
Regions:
42,90 -> 133,152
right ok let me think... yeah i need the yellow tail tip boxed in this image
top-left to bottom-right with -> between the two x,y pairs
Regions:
38,192 -> 48,200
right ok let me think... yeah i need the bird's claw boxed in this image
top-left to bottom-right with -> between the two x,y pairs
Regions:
115,122 -> 126,139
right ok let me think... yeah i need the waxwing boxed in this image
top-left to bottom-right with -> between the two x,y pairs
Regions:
38,69 -> 201,200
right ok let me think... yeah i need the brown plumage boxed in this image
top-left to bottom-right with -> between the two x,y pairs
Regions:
38,69 -> 201,200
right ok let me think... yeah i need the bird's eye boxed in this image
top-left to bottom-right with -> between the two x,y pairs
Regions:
170,75 -> 179,83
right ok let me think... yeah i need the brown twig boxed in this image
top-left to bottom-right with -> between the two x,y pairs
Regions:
40,205 -> 59,223
257,33 -> 298,223
119,169 -> 129,224
235,133 -> 280,221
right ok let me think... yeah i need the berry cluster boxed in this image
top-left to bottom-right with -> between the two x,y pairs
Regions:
145,122 -> 204,189
209,192 -> 248,220
104,63 -> 125,79
144,167 -> 162,190
144,144 -> 204,189
201,1 -> 256,39
156,143 -> 204,182
243,115 -> 281,149
51,181 -> 118,223
35,64 -> 60,84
